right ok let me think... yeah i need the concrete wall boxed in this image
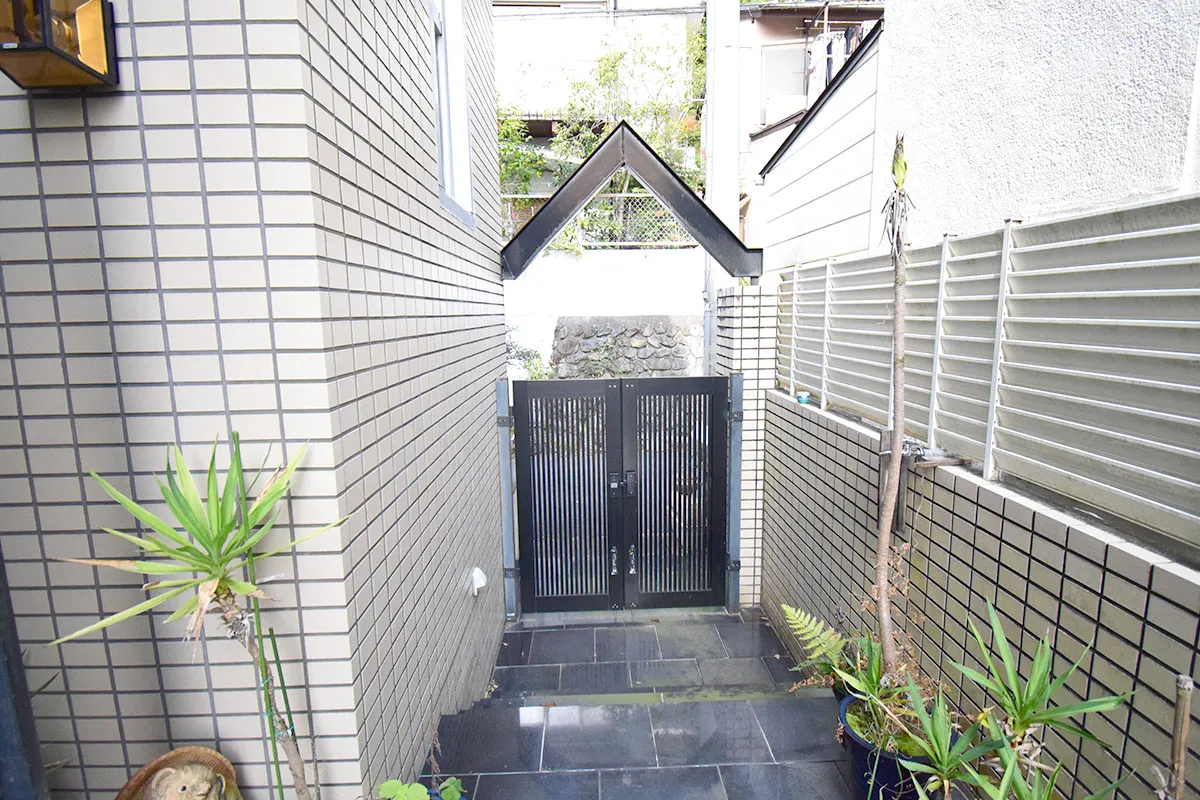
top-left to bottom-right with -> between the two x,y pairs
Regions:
761,393 -> 1200,800
714,287 -> 777,606
504,248 -> 706,367
761,33 -> 881,271
0,0 -> 505,797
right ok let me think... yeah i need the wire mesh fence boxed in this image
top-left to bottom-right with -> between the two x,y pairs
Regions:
502,192 -> 697,248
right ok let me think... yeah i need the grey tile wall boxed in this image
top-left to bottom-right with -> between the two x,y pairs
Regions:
761,391 -> 1200,800
715,286 -> 778,606
0,0 -> 505,797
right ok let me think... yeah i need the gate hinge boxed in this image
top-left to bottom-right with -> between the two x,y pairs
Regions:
497,415 -> 514,428
503,567 -> 517,578
729,410 -> 744,422
728,559 -> 742,572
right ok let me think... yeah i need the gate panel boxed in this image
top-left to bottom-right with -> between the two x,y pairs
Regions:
621,378 -> 728,609
514,380 -> 622,613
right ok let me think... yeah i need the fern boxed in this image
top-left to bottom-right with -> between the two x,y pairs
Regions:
782,604 -> 847,669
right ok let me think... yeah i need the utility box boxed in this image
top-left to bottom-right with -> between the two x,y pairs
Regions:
0,0 -> 117,89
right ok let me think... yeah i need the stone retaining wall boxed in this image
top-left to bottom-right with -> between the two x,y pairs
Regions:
550,315 -> 703,378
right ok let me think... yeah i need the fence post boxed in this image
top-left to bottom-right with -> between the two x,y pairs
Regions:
982,220 -> 1014,480
819,259 -> 832,409
495,379 -> 518,619
926,235 -> 950,447
727,373 -> 744,611
788,265 -> 799,397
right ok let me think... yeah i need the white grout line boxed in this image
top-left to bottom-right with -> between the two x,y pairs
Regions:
647,704 -> 662,768
748,700 -> 778,764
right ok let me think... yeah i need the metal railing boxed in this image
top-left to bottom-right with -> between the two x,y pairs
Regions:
775,193 -> 1200,549
502,192 -> 697,248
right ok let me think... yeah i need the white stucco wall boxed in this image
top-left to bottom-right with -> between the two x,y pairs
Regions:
504,248 -> 706,364
762,1 -> 1200,264
876,0 -> 1200,244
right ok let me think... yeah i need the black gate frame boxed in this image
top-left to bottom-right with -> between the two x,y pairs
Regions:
513,377 -> 729,613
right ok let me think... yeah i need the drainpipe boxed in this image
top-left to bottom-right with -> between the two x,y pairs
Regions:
495,379 -> 518,620
703,0 -> 741,374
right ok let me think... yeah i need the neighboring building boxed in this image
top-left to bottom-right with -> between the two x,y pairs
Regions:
493,1 -> 710,371
0,0 -> 505,798
736,2 -> 883,246
758,1 -> 1200,270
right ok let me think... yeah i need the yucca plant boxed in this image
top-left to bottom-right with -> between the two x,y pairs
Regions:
900,677 -> 1004,800
954,602 -> 1128,748
50,435 -> 340,800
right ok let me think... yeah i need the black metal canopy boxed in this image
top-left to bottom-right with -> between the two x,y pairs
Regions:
501,122 -> 763,280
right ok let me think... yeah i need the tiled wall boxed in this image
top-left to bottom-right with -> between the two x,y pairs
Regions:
714,286 -> 777,606
294,0 -> 507,790
761,392 -> 1200,800
0,0 -> 505,798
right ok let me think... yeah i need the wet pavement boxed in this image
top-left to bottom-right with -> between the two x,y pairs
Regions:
424,608 -> 854,800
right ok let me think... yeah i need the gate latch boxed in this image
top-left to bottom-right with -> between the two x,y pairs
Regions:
610,546 -> 619,576
728,559 -> 742,572
497,415 -> 514,428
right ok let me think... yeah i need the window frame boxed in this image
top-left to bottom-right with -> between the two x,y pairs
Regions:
430,0 -> 474,225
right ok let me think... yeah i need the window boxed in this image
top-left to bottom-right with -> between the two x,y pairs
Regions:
432,0 -> 472,221
760,43 -> 807,125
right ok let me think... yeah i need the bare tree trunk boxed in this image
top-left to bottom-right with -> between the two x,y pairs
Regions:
875,244 -> 905,673
876,134 -> 909,674
217,589 -> 313,800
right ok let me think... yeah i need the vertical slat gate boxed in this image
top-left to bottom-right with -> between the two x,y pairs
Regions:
514,377 -> 730,612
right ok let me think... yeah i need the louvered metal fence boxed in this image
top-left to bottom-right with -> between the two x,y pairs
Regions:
774,194 -> 1200,549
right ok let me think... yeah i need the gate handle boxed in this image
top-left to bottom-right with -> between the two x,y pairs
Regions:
610,546 -> 619,576
628,545 -> 637,575
624,470 -> 637,497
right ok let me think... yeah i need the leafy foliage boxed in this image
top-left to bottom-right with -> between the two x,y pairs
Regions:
781,604 -> 848,671
953,601 -> 1128,744
379,781 -> 430,800
900,678 -> 1002,799
498,106 -> 546,198
50,438 -> 339,644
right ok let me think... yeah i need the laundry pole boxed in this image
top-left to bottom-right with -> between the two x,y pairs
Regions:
703,0 -> 741,373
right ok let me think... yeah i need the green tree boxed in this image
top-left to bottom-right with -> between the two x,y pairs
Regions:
498,106 -> 546,196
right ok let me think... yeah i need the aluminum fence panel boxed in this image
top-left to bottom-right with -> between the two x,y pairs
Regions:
772,193 -> 1200,550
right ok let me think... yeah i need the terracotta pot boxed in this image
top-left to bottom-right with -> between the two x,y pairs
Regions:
115,747 -> 239,800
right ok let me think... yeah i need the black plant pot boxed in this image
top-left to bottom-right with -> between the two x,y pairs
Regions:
832,679 -> 850,705
838,696 -> 928,800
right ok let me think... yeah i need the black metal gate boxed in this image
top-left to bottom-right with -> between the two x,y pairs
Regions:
513,377 -> 728,612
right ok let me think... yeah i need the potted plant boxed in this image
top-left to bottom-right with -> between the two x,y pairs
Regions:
48,435 -> 341,800
826,601 -> 1128,800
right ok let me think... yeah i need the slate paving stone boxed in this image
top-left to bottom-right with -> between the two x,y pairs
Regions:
495,632 -> 533,666
629,659 -> 702,688
560,661 -> 631,692
528,628 -> 596,664
698,657 -> 774,686
719,763 -> 854,800
750,697 -> 846,762
657,624 -> 728,659
649,701 -> 773,766
543,705 -> 657,769
600,766 -> 728,800
430,705 -> 545,774
492,665 -> 560,696
715,621 -> 788,658
762,652 -> 799,685
595,625 -> 660,662
473,771 -> 600,800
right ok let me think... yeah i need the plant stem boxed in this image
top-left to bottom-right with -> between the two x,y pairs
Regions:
876,187 -> 907,674
217,588 -> 313,800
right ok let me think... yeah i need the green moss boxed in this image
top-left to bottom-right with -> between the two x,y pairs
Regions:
845,706 -> 927,759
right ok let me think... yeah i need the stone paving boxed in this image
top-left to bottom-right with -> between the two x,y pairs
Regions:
424,608 -> 854,800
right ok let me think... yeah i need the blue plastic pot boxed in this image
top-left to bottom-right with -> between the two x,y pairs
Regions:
838,696 -> 929,800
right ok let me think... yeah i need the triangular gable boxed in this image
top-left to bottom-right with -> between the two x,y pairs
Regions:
501,121 -> 763,280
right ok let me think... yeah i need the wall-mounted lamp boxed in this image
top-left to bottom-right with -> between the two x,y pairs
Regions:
0,0 -> 117,89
